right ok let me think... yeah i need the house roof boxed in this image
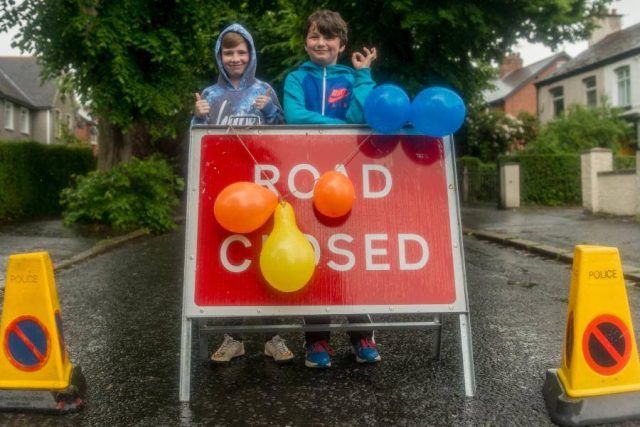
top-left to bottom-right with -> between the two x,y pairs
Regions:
537,22 -> 640,87
483,52 -> 570,104
0,57 -> 57,108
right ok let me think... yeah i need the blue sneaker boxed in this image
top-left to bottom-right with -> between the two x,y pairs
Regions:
352,337 -> 381,363
304,340 -> 333,368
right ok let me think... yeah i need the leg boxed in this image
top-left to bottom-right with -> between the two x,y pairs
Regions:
345,314 -> 373,344
303,316 -> 331,343
347,314 -> 381,363
302,316 -> 333,368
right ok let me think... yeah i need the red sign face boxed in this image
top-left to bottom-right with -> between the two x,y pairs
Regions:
194,132 -> 457,307
582,314 -> 632,375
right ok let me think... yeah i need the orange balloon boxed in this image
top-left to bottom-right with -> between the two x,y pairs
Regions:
313,171 -> 356,218
214,182 -> 278,233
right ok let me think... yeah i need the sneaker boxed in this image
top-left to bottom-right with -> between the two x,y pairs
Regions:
304,340 -> 334,368
264,335 -> 294,363
352,337 -> 381,363
210,334 -> 245,363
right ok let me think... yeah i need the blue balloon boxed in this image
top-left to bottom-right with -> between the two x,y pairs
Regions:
410,87 -> 466,137
364,84 -> 411,134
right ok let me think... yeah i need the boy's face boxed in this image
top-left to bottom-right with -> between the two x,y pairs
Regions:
304,23 -> 345,66
221,40 -> 250,81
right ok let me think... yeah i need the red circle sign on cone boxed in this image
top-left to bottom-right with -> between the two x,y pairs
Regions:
582,314 -> 632,376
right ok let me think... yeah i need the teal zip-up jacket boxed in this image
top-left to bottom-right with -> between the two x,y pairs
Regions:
284,61 -> 376,124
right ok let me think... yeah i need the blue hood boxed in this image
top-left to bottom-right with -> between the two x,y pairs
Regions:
215,24 -> 257,89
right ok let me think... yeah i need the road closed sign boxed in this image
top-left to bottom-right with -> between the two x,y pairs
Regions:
184,127 -> 468,316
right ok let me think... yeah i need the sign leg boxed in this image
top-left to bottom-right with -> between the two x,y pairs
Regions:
179,317 -> 192,402
459,313 -> 476,397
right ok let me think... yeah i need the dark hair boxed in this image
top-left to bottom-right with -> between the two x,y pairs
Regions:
304,10 -> 348,47
221,32 -> 247,49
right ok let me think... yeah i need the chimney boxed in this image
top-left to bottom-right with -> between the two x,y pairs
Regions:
499,53 -> 523,78
589,9 -> 622,46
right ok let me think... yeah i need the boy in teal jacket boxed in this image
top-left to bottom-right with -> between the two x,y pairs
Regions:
284,9 -> 381,369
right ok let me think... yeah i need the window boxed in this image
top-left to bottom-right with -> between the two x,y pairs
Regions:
20,107 -> 29,134
4,101 -> 14,130
583,76 -> 597,107
615,65 -> 631,107
550,86 -> 564,117
55,110 -> 61,138
65,114 -> 72,131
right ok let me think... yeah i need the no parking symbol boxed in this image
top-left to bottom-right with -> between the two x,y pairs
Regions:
582,314 -> 632,376
3,316 -> 50,371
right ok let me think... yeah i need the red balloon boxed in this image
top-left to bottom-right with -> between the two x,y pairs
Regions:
313,171 -> 356,218
214,182 -> 278,233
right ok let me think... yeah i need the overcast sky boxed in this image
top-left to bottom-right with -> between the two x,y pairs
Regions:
1,0 -> 639,64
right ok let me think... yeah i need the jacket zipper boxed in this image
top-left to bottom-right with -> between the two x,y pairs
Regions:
322,67 -> 326,116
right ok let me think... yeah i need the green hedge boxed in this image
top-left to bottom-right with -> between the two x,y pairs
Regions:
0,141 -> 95,221
500,153 -> 581,206
614,155 -> 636,171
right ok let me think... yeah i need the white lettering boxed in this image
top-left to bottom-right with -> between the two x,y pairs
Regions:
254,164 -> 280,194
288,164 -> 320,199
220,235 -> 251,272
334,164 -> 348,176
363,165 -> 392,198
365,234 -> 390,270
398,234 -> 429,270
304,234 -> 321,265
327,234 -> 355,271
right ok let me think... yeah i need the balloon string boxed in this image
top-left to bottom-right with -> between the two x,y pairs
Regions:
227,126 -> 373,202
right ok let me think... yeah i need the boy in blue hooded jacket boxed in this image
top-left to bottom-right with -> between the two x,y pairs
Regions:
194,24 -> 293,365
284,10 -> 381,368
193,24 -> 283,126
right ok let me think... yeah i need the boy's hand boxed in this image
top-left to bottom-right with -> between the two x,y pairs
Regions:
194,93 -> 209,117
352,47 -> 377,69
254,88 -> 272,110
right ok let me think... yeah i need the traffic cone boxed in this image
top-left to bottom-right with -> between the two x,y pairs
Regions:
0,252 -> 86,413
543,245 -> 640,425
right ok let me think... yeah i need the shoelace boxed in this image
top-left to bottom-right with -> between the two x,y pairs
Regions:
309,340 -> 334,356
271,336 -> 290,355
359,337 -> 377,349
217,335 -> 236,354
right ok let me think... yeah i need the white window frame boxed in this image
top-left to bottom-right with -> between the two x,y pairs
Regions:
4,101 -> 14,130
615,65 -> 631,107
55,109 -> 62,138
65,113 -> 72,131
550,86 -> 564,117
20,107 -> 30,134
583,76 -> 597,108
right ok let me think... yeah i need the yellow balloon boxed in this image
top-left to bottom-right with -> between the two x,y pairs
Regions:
259,201 -> 316,292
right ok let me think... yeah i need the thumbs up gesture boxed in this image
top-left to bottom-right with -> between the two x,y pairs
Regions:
254,87 -> 272,110
194,93 -> 210,118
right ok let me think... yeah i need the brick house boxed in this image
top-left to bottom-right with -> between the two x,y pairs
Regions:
0,56 -> 77,144
536,11 -> 640,147
483,52 -> 570,117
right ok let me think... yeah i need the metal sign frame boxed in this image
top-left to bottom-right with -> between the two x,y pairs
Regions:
179,125 -> 475,401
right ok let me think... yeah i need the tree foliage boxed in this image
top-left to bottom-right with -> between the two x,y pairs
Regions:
1,0 -> 612,165
465,106 -> 539,162
527,105 -> 633,153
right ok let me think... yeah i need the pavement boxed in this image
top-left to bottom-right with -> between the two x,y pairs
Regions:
0,219 -> 147,288
2,206 -> 638,288
461,205 -> 640,283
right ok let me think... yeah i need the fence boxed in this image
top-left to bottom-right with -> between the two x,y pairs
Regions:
458,164 -> 498,204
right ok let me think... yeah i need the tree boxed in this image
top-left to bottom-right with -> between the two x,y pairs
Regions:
527,105 -> 633,154
1,0 -> 613,169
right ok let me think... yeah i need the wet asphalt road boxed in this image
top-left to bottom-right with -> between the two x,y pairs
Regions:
1,227 -> 640,425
